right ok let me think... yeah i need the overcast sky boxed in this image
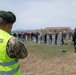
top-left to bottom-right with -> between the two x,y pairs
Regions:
0,0 -> 76,30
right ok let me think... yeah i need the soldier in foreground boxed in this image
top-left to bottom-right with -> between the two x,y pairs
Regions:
0,10 -> 28,75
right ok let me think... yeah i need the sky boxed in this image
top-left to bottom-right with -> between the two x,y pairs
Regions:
0,0 -> 76,30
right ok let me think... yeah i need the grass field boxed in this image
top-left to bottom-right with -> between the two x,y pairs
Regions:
24,41 -> 74,58
19,41 -> 76,75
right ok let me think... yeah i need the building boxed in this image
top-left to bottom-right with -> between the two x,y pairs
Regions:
45,26 -> 71,30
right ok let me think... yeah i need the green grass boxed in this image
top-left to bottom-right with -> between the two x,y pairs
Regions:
24,41 -> 74,59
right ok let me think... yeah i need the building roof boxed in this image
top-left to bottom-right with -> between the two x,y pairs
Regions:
45,26 -> 71,30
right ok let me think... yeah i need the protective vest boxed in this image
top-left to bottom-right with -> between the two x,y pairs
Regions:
0,29 -> 20,75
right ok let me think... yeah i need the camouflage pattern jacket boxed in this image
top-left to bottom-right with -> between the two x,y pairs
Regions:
6,37 -> 28,59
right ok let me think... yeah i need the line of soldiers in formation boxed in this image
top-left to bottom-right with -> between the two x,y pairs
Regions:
11,30 -> 73,46
32,30 -> 73,45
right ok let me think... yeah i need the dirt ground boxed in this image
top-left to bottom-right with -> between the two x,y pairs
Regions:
19,52 -> 76,75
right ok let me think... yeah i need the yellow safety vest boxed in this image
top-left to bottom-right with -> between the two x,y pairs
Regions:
0,29 -> 20,75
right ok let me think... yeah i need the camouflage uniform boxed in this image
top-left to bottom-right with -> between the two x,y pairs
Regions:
6,37 -> 28,59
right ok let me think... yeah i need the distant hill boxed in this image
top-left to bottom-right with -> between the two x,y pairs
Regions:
11,29 -> 35,33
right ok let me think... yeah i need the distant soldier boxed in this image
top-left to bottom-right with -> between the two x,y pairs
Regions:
66,32 -> 69,40
51,32 -> 55,45
21,33 -> 26,41
33,33 -> 36,43
57,31 -> 62,45
38,33 -> 41,44
73,28 -> 76,52
13,33 -> 17,37
18,32 -> 22,41
55,32 -> 58,45
41,33 -> 45,44
46,33 -> 50,45
35,32 -> 39,43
